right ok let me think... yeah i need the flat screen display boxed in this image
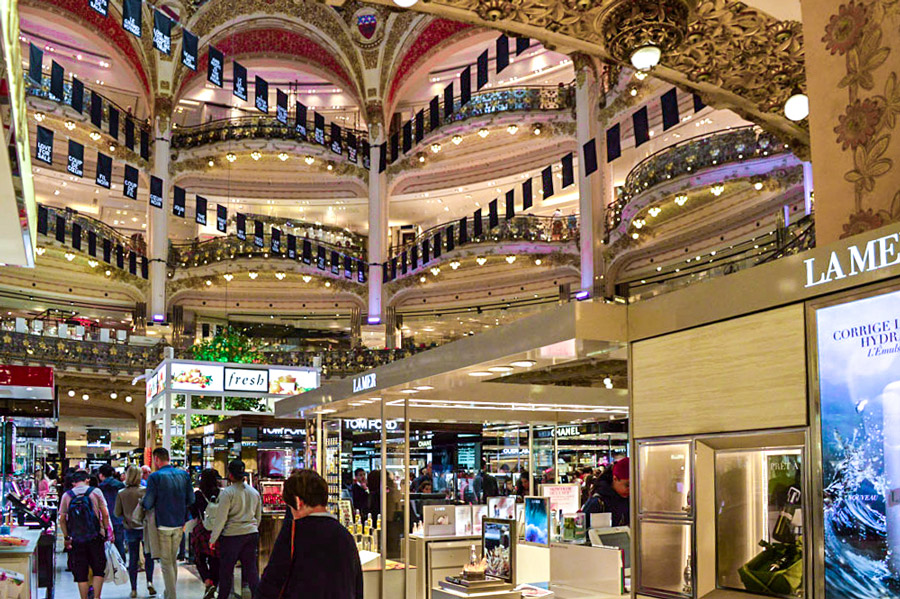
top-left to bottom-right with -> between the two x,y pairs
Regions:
817,288 -> 900,599
488,496 -> 515,519
258,449 -> 286,478
482,518 -> 515,582
524,496 -> 550,546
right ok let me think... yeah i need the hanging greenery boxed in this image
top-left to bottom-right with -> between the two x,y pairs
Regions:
191,326 -> 263,364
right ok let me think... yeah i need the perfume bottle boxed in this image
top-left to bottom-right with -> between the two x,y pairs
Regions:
772,487 -> 802,543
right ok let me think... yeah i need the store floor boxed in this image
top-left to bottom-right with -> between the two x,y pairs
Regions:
53,551 -> 245,599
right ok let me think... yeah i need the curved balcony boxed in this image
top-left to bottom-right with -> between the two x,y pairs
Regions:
387,214 -> 578,281
605,126 -> 790,236
171,115 -> 368,164
39,204 -> 147,256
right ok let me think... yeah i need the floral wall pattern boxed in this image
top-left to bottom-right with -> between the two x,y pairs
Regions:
804,0 -> 900,242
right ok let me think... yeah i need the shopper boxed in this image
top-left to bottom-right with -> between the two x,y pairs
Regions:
514,473 -> 530,499
142,448 -> 194,599
367,470 -> 400,558
208,460 -> 261,599
350,468 -> 368,518
581,457 -> 630,526
34,468 -> 50,498
410,462 -> 432,492
115,467 -> 157,598
190,469 -> 221,599
141,465 -> 151,488
59,470 -> 111,599
98,464 -> 127,565
256,470 -> 362,599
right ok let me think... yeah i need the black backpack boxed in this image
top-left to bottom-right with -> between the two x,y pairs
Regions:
66,488 -> 101,543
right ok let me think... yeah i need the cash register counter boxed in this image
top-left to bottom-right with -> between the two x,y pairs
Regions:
0,529 -> 44,599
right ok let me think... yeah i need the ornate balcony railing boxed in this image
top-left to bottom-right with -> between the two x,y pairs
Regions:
40,204 -> 147,255
168,233 -> 365,270
605,126 -> 789,234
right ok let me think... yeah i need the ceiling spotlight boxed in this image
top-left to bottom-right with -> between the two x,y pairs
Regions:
754,182 -> 764,191
784,92 -> 809,121
35,247 -> 46,256
417,153 -> 426,163
204,279 -> 212,286
505,255 -> 516,264
110,392 -> 118,399
534,258 -> 542,265
326,162 -> 334,171
674,194 -> 688,206
275,271 -> 286,280
634,71 -> 648,81
223,273 -> 234,282
104,269 -> 111,276
250,150 -> 261,161
629,88 -> 638,97
278,152 -> 289,161
208,159 -> 215,167
630,45 -> 661,71
302,275 -> 312,283
632,232 -> 640,240
248,271 -> 258,279
34,112 -> 45,122
304,155 -> 315,165
125,395 -> 133,403
467,371 -> 492,377
420,276 -> 427,283
506,124 -> 519,135
477,128 -> 489,138
109,143 -> 116,152
88,259 -> 98,268
633,219 -> 645,229
451,134 -> 463,145
392,0 -> 418,6
532,125 -> 542,135
82,393 -> 89,401
449,260 -> 460,270
476,257 -> 487,266
430,267 -> 440,276
324,281 -> 331,287
226,152 -> 236,162
67,390 -> 75,397
430,142 -> 441,153
89,131 -> 102,141
64,252 -> 75,261
510,360 -> 536,368
64,120 -> 76,131
711,184 -> 725,196
648,207 -> 662,217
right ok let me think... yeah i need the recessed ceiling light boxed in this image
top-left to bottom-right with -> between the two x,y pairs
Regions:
468,371 -> 492,377
415,385 -> 434,391
510,360 -> 536,368
400,389 -> 418,394
488,366 -> 513,373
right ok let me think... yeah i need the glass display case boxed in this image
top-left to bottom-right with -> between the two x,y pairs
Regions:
636,440 -> 693,598
715,448 -> 804,598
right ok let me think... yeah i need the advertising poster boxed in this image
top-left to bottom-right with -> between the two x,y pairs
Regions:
269,369 -> 317,395
455,505 -> 473,536
170,363 -> 224,392
473,505 -> 488,535
817,289 -> 900,599
483,519 -> 514,582
488,496 -> 516,519
524,496 -> 550,546
541,483 -> 580,515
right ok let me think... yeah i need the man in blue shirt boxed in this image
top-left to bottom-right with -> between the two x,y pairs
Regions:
142,448 -> 194,599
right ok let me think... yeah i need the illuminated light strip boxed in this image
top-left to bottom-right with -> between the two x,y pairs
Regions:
384,399 -> 627,413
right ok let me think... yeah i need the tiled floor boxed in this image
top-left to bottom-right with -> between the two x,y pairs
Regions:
54,553 -> 210,599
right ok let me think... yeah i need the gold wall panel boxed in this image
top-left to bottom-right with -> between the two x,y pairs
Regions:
631,304 -> 807,439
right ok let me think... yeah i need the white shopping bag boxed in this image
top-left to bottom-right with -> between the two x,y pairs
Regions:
104,541 -> 129,585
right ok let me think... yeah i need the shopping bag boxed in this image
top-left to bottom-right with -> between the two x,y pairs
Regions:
104,541 -> 129,585
738,540 -> 803,596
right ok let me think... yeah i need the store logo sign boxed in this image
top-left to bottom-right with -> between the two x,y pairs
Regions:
224,368 -> 268,392
353,373 -> 377,393
805,232 -> 900,288
344,418 -> 397,432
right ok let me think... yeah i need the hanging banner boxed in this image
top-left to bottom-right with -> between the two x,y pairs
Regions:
429,96 -> 440,132
423,238 -> 430,263
55,215 -> 65,243
295,102 -> 308,139
541,166 -> 554,199
411,245 -> 419,270
195,196 -> 207,225
317,246 -> 326,270
50,61 -> 64,101
108,106 -> 119,140
88,231 -> 97,257
35,126 -> 53,165
446,224 -> 455,252
233,61 -> 247,101
236,213 -> 246,240
72,223 -> 82,251
208,46 -> 223,87
344,255 -> 352,279
125,118 -> 135,150
434,231 -> 442,258
152,10 -> 171,55
314,112 -> 325,145
89,0 -> 108,16
459,216 -> 468,245
253,220 -> 264,248
489,199 -> 499,229
129,251 -> 137,275
606,123 -> 621,162
182,29 -> 197,71
28,43 -> 42,84
122,0 -> 142,37
90,91 -> 102,128
444,83 -> 454,118
473,209 -> 483,237
415,110 -> 424,143
402,120 -> 412,153
116,244 -> 124,269
361,140 -> 370,170
276,89 -> 288,124
216,204 -> 227,232
302,239 -> 312,264
71,77 -> 84,113
516,37 -> 530,55
103,238 -> 111,263
149,176 -> 163,209
96,152 -> 112,188
331,251 -> 340,276
255,75 -> 268,113
505,190 -> 515,219
331,123 -> 342,155
172,186 -> 186,217
583,139 -> 598,176
357,260 -> 366,283
140,129 -> 150,160
477,50 -> 489,90
67,140 -> 84,177
287,234 -> 297,259
496,35 -> 509,73
123,164 -> 138,199
271,227 -> 281,253
347,133 -> 358,164
523,178 -> 533,210
460,66 -> 471,106
561,152 -> 575,188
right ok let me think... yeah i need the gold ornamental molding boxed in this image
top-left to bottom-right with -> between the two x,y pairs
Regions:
360,0 -> 809,149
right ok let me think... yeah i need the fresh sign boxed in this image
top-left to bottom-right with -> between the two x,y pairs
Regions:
224,368 -> 268,392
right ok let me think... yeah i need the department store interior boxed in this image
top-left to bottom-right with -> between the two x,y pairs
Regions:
0,0 -> 895,597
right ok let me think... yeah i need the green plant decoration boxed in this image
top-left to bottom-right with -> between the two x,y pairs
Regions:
191,326 -> 264,364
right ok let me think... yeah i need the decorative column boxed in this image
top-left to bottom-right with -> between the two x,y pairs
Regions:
367,117 -> 388,325
149,102 -> 172,322
573,54 -> 610,298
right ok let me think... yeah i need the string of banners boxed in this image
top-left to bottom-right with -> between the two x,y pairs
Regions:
35,204 -> 149,279
605,89 -> 706,162
27,44 -> 152,161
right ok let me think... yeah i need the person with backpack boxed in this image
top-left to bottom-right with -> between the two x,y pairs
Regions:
142,448 -> 194,599
189,469 -> 221,599
59,470 -> 112,599
98,464 -> 127,567
115,466 -> 156,598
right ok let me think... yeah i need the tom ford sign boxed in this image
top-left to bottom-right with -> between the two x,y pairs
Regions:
805,232 -> 900,288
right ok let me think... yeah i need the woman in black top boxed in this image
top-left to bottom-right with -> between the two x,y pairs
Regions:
189,469 -> 221,599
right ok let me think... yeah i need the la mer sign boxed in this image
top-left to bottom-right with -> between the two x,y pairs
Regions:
805,232 -> 900,288
353,373 -> 376,393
